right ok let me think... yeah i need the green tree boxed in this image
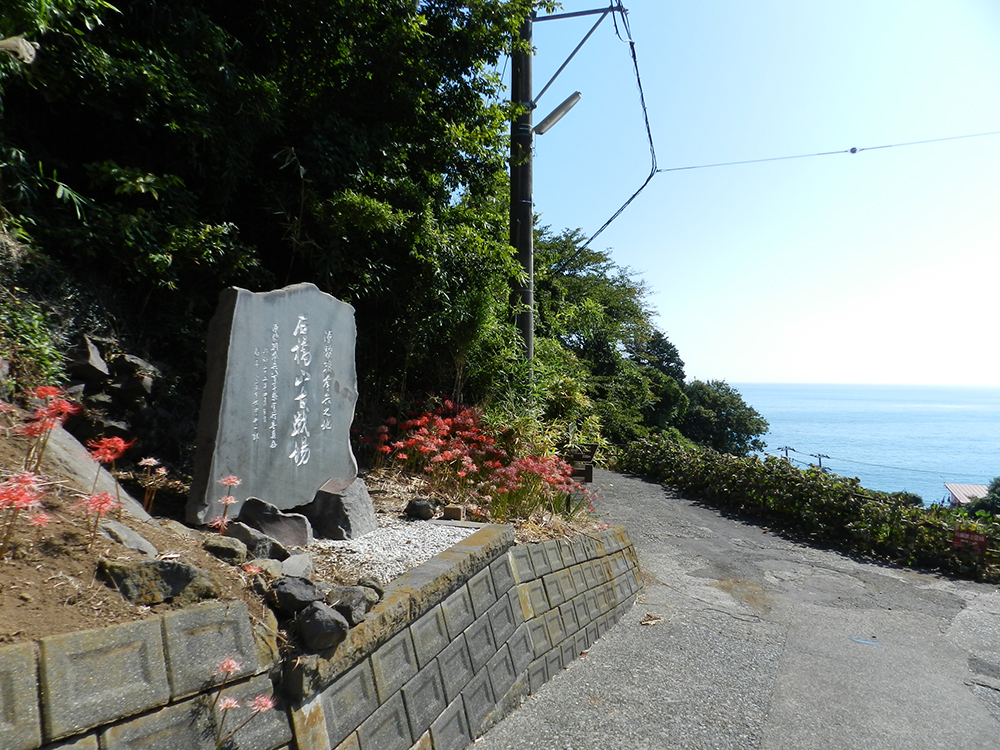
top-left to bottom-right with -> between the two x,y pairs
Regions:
966,477 -> 1000,515
681,379 -> 768,456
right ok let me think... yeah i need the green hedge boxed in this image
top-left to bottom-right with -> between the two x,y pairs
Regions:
618,435 -> 1000,582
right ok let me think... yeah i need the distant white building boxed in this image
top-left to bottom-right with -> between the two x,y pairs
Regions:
944,483 -> 989,508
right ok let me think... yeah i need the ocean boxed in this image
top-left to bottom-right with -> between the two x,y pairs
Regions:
733,383 -> 1000,505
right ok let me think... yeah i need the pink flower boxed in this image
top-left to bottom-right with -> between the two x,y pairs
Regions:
208,515 -> 230,531
242,564 -> 262,575
155,466 -> 168,476
218,696 -> 241,711
215,657 -> 242,676
218,475 -> 242,487
29,512 -> 51,528
219,495 -> 237,505
139,457 -> 160,468
251,694 -> 275,713
77,492 -> 118,517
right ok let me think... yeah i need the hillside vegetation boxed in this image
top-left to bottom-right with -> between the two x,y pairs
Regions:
0,0 -> 765,469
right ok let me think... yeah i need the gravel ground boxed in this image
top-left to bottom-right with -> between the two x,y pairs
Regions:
308,516 -> 477,585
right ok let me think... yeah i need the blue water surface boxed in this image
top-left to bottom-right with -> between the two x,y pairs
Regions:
734,383 -> 1000,505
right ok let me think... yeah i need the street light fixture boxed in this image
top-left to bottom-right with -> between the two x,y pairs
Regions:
509,6 -> 621,361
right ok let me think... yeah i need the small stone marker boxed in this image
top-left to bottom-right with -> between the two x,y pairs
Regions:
188,283 -> 359,524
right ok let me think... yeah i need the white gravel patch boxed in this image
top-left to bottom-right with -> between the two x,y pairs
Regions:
309,518 -> 477,586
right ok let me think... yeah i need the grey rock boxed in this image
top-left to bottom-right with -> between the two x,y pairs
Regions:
325,585 -> 375,626
296,601 -> 350,652
114,353 -> 162,378
158,518 -> 201,541
238,496 -> 314,547
98,559 -> 218,605
269,576 -> 324,614
187,283 -> 359,524
223,521 -> 290,561
357,575 -> 385,599
68,335 -> 110,381
99,520 -> 158,557
202,534 -> 249,565
294,476 -> 377,540
281,553 -> 314,578
405,497 -> 435,520
247,558 -> 283,578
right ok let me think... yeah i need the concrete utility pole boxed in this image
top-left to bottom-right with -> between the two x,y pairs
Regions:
509,15 -> 534,361
508,6 -> 616,362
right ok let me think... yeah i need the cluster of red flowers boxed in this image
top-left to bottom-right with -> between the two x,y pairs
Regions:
0,471 -> 47,557
12,386 -> 82,472
364,400 -> 595,522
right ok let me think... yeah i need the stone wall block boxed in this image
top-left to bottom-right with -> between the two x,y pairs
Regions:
162,601 -> 260,699
543,647 -> 563,677
320,660 -> 379,749
570,537 -> 589,564
488,554 -> 515,596
400,662 -> 447,740
542,608 -> 567,647
527,658 -> 548,694
356,692 -> 411,750
290,694 -> 331,750
485,646 -> 516,701
521,579 -> 549,619
334,733 -> 360,750
370,629 -> 419,704
507,546 -> 535,583
559,602 -> 580,636
459,669 -> 495,739
408,730 -> 432,750
573,629 -> 590,657
526,617 -> 551,659
40,619 -> 170,741
486,596 -> 517,647
0,641 -> 41,750
584,590 -> 600,621
556,539 -> 576,569
541,541 -> 563,572
572,593 -> 591,627
409,605 -> 449,669
585,621 -> 599,647
506,624 -> 533,676
440,586 -> 475,641
42,732 -> 99,749
568,564 -> 587,596
429,697 -> 470,750
506,591 -> 525,628
580,560 -> 598,589
541,573 -> 566,609
436,639 -> 474,704
466,567 -> 497,619
559,637 -> 577,667
213,672 -> 293,750
527,544 -> 553,579
462,614 -> 496,673
98,698 -> 209,750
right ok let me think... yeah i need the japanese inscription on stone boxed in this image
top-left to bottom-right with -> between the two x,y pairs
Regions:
188,283 -> 358,523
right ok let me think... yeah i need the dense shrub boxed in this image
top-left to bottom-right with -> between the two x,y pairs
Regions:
618,434 -> 1000,582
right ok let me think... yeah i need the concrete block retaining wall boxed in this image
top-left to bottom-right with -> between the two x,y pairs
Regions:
0,526 -> 639,750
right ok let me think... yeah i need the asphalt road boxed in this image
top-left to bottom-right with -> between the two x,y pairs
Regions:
476,469 -> 1000,750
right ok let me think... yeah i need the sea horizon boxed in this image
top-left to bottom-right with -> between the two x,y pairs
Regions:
733,382 -> 1000,505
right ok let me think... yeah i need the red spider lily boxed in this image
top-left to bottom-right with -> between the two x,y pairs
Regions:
28,512 -> 51,528
218,475 -> 242,487
208,515 -> 231,532
75,492 -> 120,551
218,697 -> 240,711
88,436 -> 135,464
29,385 -> 63,400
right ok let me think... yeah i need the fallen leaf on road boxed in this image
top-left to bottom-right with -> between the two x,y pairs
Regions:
640,613 -> 664,626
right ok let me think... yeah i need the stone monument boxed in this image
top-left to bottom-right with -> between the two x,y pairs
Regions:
188,283 -> 359,524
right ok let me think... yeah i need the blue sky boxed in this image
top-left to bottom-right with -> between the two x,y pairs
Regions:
519,1 -> 1000,386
